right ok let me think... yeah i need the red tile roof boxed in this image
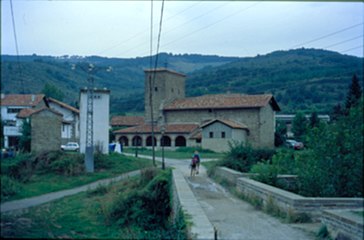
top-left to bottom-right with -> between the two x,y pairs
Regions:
47,97 -> 79,114
114,123 -> 199,134
17,107 -> 63,118
1,94 -> 45,107
111,116 -> 145,127
164,94 -> 280,111
201,119 -> 248,130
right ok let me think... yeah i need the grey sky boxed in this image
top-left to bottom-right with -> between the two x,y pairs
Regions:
1,1 -> 363,58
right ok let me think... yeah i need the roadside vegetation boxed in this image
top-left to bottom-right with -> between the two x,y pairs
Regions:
1,168 -> 188,239
209,77 -> 363,198
1,151 -> 153,202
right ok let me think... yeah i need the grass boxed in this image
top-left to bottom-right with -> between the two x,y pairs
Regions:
2,153 -> 153,202
1,169 -> 187,239
123,147 -> 225,159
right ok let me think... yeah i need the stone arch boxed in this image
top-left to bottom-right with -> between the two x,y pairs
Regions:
175,136 -> 186,147
146,136 -> 157,146
161,135 -> 171,147
132,136 -> 142,146
118,136 -> 129,147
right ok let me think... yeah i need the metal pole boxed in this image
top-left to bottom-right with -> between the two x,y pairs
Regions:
85,64 -> 94,173
162,131 -> 165,170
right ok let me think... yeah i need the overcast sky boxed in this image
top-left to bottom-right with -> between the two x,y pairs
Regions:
1,1 -> 363,59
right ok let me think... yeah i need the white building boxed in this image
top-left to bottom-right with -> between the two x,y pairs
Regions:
45,97 -> 80,143
1,94 -> 45,148
79,88 -> 110,154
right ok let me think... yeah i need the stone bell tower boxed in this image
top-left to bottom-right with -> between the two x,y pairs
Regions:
144,68 -> 186,123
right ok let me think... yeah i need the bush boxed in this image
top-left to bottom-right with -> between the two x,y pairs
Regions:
107,169 -> 173,231
221,142 -> 275,172
49,154 -> 84,176
94,153 -> 114,170
250,162 -> 278,186
1,176 -> 22,200
1,153 -> 34,182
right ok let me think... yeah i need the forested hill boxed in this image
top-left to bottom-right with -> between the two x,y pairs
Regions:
1,53 -> 239,111
1,49 -> 363,114
187,49 -> 363,113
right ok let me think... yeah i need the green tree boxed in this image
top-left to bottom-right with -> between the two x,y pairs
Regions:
274,120 -> 287,147
298,97 -> 363,197
345,74 -> 362,113
0,120 -> 4,148
19,119 -> 31,152
330,103 -> 343,122
291,112 -> 308,141
41,83 -> 64,101
308,111 -> 320,129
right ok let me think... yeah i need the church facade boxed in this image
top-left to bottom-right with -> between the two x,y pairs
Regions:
114,68 -> 280,152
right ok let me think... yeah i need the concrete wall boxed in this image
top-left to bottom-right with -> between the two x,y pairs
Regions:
214,167 -> 364,221
31,110 -> 62,152
79,89 -> 110,154
259,105 -> 275,148
320,209 -> 363,240
172,169 -> 215,239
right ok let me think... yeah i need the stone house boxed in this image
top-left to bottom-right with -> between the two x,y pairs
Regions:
29,108 -> 62,152
114,68 -> 280,152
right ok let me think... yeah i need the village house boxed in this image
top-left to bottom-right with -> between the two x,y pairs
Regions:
114,68 -> 280,152
1,93 -> 80,149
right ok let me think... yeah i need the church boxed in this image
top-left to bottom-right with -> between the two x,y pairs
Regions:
114,68 -> 280,152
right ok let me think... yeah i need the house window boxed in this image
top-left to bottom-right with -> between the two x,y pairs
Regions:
209,132 -> 214,138
171,88 -> 174,93
7,108 -> 21,114
208,109 -> 213,113
155,87 -> 158,92
221,132 -> 226,138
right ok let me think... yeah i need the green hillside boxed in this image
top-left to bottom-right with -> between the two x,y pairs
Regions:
187,49 -> 363,113
1,49 -> 363,114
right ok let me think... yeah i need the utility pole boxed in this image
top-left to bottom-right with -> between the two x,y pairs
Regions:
85,64 -> 95,173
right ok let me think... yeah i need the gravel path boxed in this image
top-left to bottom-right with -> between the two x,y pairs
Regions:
1,170 -> 141,214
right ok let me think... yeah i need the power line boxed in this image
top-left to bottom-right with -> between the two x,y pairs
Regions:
341,45 -> 363,53
97,1 -> 203,56
10,0 -> 25,94
323,35 -> 363,49
291,23 -> 363,48
162,2 -> 261,49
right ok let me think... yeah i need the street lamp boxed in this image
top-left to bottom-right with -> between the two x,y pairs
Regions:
161,126 -> 165,170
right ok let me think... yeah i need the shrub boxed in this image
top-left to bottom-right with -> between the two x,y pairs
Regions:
1,153 -> 34,182
221,142 -> 275,172
106,169 -> 173,231
1,176 -> 22,200
94,153 -> 114,170
49,154 -> 84,176
250,162 -> 278,186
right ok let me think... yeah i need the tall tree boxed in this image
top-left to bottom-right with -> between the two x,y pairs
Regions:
41,83 -> 64,101
19,119 -> 31,152
291,112 -> 308,141
309,111 -> 320,129
274,120 -> 287,147
345,74 -> 362,113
